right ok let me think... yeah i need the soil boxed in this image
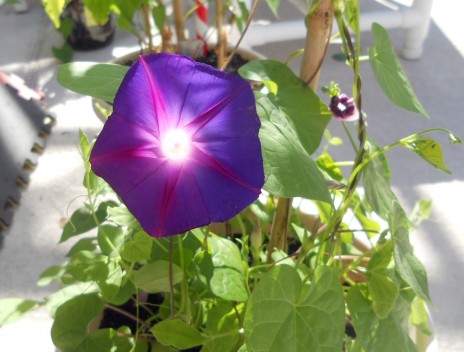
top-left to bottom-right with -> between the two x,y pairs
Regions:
195,49 -> 249,74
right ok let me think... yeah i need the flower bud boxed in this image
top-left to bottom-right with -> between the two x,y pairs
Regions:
329,94 -> 358,121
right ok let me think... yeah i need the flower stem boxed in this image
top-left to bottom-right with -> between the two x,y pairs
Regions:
169,237 -> 175,319
220,0 -> 261,71
177,234 -> 191,320
328,9 -> 366,247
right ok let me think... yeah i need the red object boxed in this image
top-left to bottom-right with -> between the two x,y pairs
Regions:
0,69 -> 44,101
195,0 -> 209,56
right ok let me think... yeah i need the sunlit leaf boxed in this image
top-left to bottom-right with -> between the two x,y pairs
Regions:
60,201 -> 114,243
51,294 -> 113,351
363,139 -> 397,220
244,265 -> 345,352
266,0 -> 281,17
402,137 -> 451,173
239,60 -> 331,155
42,0 -> 69,28
369,23 -> 428,117
194,235 -> 248,302
151,319 -> 205,349
389,202 -> 431,303
347,286 -> 418,352
256,94 -> 332,203
0,299 -> 39,327
57,62 -> 129,102
134,261 -> 183,293
82,0 -> 112,24
121,231 -> 153,262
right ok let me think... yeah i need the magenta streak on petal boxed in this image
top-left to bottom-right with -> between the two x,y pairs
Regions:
115,111 -> 161,142
140,56 -> 168,134
182,82 -> 247,137
91,144 -> 160,163
123,158 -> 168,199
191,144 -> 261,195
155,165 -> 184,236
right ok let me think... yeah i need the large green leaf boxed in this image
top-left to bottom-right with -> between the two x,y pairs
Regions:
244,265 -> 345,352
239,60 -> 332,155
57,62 -> 129,102
112,0 -> 143,33
45,282 -> 99,317
151,319 -> 205,349
367,273 -> 399,319
388,202 -> 431,303
256,94 -> 332,203
97,260 -> 123,302
366,241 -> 399,319
133,261 -> 183,293
121,231 -> 153,262
42,0 -> 70,28
363,139 -> 398,220
107,205 -> 138,228
51,294 -> 107,352
60,201 -> 114,243
369,23 -> 428,117
193,235 -> 249,302
65,237 -> 97,257
402,137 -> 451,174
82,0 -> 112,24
67,251 -> 108,282
97,224 -> 125,257
202,302 -> 241,352
347,286 -> 418,352
0,298 -> 39,327
266,0 -> 281,17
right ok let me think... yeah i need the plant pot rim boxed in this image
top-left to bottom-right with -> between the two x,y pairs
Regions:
91,45 -> 265,122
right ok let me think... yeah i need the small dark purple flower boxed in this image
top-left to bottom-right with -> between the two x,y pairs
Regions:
90,53 -> 264,237
329,94 -> 358,121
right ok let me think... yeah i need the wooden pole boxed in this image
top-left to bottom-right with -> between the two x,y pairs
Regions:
267,0 -> 334,263
173,0 -> 186,43
300,0 -> 334,90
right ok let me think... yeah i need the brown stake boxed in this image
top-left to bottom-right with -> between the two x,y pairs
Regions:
215,0 -> 226,68
300,0 -> 334,90
267,0 -> 334,263
173,0 -> 186,44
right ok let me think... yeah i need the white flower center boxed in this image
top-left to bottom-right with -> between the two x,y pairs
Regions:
162,129 -> 191,161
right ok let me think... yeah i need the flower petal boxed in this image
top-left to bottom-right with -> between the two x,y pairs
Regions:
91,53 -> 265,237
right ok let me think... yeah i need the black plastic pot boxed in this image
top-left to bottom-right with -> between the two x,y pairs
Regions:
63,0 -> 115,50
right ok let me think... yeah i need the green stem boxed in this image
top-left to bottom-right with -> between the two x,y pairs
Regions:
342,121 -> 358,153
132,288 -> 141,352
177,235 -> 191,319
340,247 -> 375,276
334,161 -> 355,167
334,127 -> 454,235
169,237 -> 175,319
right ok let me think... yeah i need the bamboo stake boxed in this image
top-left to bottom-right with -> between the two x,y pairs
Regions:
267,0 -> 334,263
157,0 -> 174,52
300,0 -> 334,90
173,0 -> 186,44
215,0 -> 226,68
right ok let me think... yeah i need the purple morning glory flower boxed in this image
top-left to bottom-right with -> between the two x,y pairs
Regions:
90,53 -> 264,237
329,94 -> 359,121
